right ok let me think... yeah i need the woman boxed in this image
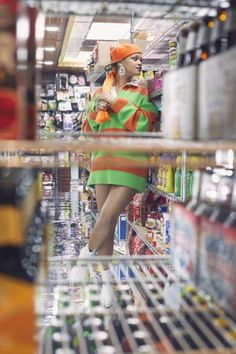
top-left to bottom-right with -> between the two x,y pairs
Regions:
70,43 -> 158,307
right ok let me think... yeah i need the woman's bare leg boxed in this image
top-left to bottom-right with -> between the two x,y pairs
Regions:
95,184 -> 111,213
89,185 -> 137,255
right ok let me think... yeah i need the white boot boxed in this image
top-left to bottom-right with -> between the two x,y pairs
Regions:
100,269 -> 114,308
69,244 -> 93,284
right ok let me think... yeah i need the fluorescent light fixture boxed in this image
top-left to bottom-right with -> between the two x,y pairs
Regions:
36,13 -> 45,40
62,51 -> 93,67
45,26 -> 59,32
43,61 -> 54,65
17,15 -> 29,41
44,47 -> 56,52
17,48 -> 27,61
36,47 -> 44,61
86,22 -> 130,40
37,47 -> 56,57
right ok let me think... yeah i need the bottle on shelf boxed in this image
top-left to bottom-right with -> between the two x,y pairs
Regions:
176,26 -> 189,68
174,167 -> 181,198
209,6 -> 229,56
183,21 -> 200,66
225,0 -> 236,48
186,170 -> 202,212
209,174 -> 234,223
193,170 -> 218,218
194,15 -> 215,64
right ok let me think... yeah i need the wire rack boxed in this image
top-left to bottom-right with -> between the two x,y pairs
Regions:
25,0 -> 222,18
37,256 -> 236,354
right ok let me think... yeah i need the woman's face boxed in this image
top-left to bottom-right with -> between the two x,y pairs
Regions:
121,53 -> 142,77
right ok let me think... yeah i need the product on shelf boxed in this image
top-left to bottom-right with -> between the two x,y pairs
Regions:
168,40 -> 177,70
176,26 -> 189,67
209,7 -> 228,56
162,21 -> 200,140
172,168 -> 236,315
38,256 -> 236,354
114,214 -> 127,244
162,2 -> 236,141
38,75 -> 89,133
0,0 -> 28,139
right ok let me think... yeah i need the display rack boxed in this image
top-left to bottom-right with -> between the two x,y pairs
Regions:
127,221 -> 160,255
29,0 -> 221,19
149,89 -> 162,99
113,243 -> 128,256
147,183 -> 185,203
38,256 -> 236,354
0,137 -> 235,155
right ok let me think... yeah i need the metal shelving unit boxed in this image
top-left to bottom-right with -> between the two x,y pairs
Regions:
38,256 -> 236,354
149,89 -> 162,99
147,183 -> 185,203
127,220 -> 160,255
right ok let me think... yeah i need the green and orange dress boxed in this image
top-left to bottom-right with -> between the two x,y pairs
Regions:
82,82 -> 158,193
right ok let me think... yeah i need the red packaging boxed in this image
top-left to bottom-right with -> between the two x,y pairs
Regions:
0,0 -> 27,139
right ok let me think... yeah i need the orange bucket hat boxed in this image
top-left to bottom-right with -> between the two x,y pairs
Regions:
107,43 -> 142,67
95,43 -> 142,124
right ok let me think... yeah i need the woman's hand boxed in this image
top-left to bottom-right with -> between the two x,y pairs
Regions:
97,92 -> 115,106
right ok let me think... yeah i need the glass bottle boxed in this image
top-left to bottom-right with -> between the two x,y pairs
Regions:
209,7 -> 229,56
193,171 -> 218,218
209,175 -> 234,223
183,22 -> 200,66
225,0 -> 236,48
194,15 -> 215,64
186,170 -> 202,212
176,26 -> 189,68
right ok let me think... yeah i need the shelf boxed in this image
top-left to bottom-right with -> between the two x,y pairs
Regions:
37,1 -> 220,21
0,136 -> 236,155
147,183 -> 186,203
113,243 -> 127,255
143,20 -> 183,59
127,220 -> 160,255
38,256 -> 236,354
149,88 -> 162,99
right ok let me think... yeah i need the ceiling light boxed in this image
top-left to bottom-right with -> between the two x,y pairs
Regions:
86,22 -> 130,41
44,47 -> 56,52
45,26 -> 59,32
36,13 -> 45,40
17,15 -> 29,41
36,48 -> 44,61
43,61 -> 54,65
61,51 -> 93,67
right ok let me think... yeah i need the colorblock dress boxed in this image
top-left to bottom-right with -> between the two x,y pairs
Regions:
82,82 -> 158,193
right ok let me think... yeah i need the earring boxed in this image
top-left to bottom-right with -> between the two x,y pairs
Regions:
118,65 -> 126,76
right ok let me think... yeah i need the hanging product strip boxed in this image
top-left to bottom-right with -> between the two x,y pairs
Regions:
37,256 -> 236,354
